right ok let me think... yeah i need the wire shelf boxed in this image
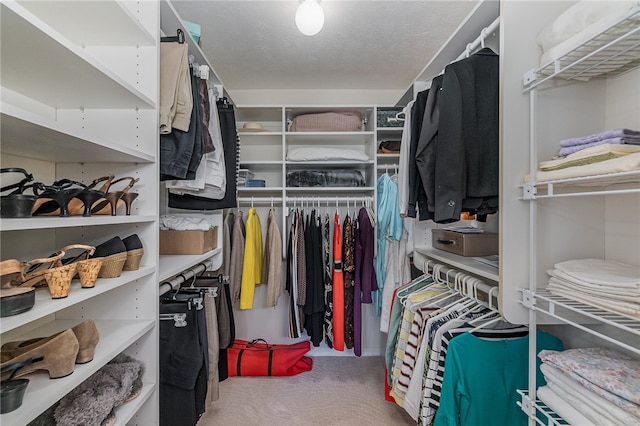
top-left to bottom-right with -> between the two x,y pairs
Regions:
517,390 -> 570,426
524,8 -> 640,91
529,290 -> 640,355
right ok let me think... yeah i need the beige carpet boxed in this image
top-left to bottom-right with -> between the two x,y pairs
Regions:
198,356 -> 415,426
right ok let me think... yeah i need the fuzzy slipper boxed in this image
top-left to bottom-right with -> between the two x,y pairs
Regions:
54,353 -> 143,426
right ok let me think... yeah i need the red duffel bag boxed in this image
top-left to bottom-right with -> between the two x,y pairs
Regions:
227,339 -> 313,377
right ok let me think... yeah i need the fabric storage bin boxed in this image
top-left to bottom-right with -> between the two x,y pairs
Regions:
286,170 -> 366,187
377,107 -> 404,128
289,111 -> 362,132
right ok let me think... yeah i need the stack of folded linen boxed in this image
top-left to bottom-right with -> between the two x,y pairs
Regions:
525,142 -> 640,183
559,129 -> 640,157
546,258 -> 640,320
537,347 -> 640,426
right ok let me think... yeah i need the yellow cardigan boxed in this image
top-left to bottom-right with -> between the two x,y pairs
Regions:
240,207 -> 263,309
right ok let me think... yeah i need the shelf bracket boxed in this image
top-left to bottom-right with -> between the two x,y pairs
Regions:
522,68 -> 538,87
520,393 -> 536,420
522,182 -> 537,200
521,289 -> 536,309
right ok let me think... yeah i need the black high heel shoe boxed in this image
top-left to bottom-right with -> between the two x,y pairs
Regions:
32,180 -> 103,218
0,168 -> 43,218
54,179 -> 105,217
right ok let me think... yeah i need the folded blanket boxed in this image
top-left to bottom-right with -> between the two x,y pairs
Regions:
554,258 -> 640,287
540,143 -> 640,171
537,385 -> 597,426
525,152 -> 640,183
538,349 -> 640,418
548,268 -> 640,293
560,129 -> 640,148
548,276 -> 640,302
541,363 -> 640,425
559,137 -> 640,156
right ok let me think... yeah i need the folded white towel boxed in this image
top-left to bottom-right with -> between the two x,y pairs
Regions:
537,385 -> 597,426
160,215 -> 213,231
554,258 -> 640,287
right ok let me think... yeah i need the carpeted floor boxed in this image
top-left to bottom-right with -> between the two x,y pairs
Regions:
198,356 -> 415,426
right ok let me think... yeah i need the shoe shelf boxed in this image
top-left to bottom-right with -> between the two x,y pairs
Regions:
15,0 -> 156,47
1,1 -> 155,110
112,382 -> 156,426
0,105 -> 156,164
0,215 -> 157,232
0,266 -> 155,334
521,289 -> 640,356
0,318 -> 155,426
159,250 -> 223,282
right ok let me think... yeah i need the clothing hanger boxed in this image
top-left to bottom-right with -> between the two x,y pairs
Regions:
160,28 -> 185,44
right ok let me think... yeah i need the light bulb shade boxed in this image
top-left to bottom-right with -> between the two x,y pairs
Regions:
295,0 -> 324,36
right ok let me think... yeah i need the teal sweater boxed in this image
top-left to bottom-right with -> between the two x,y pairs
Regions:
434,329 -> 563,426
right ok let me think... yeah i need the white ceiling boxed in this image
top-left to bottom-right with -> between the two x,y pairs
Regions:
171,0 -> 479,98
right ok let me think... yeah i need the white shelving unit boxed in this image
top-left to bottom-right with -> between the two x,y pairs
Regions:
157,0 -> 226,299
501,2 -> 640,424
0,1 -> 159,425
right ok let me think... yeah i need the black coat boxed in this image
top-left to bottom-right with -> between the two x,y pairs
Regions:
434,47 -> 499,223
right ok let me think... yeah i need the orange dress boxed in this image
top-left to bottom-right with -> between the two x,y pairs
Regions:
332,213 -> 344,351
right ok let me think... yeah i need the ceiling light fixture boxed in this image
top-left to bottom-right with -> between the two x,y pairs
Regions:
295,0 -> 324,36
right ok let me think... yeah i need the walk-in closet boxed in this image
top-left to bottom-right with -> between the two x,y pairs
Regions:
1,1 -> 638,425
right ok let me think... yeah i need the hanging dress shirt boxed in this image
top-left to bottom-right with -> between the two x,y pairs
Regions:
332,212 -> 345,351
304,210 -> 325,346
353,210 -> 363,356
398,100 -> 414,216
263,208 -> 282,308
343,213 -> 355,350
323,213 -> 334,348
229,211 -> 245,308
295,211 -> 307,333
286,212 -> 301,338
375,173 -> 403,315
240,207 -> 263,309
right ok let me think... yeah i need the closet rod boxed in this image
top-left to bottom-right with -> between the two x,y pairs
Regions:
422,258 -> 499,310
377,163 -> 399,170
237,196 -> 283,204
286,196 -> 373,204
453,16 -> 500,63
159,261 -> 211,296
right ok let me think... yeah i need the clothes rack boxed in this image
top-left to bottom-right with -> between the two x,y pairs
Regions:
286,196 -> 373,204
237,196 -> 283,206
160,28 -> 185,44
159,261 -> 215,296
454,16 -> 500,62
420,257 -> 500,312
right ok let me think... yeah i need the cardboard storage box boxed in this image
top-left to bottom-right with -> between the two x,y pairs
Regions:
160,228 -> 218,255
432,229 -> 498,257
